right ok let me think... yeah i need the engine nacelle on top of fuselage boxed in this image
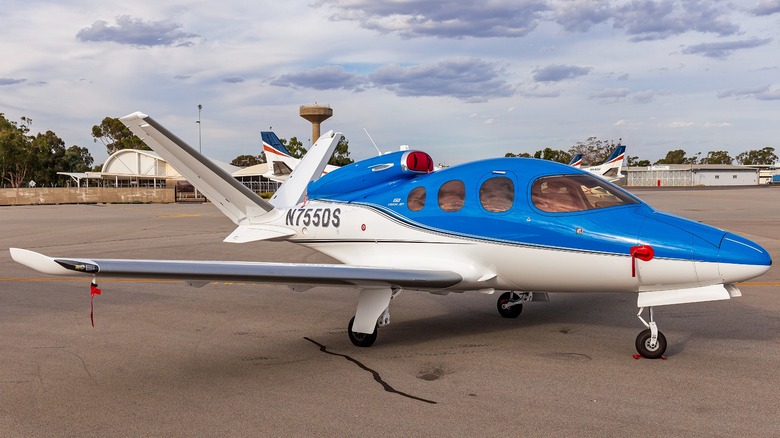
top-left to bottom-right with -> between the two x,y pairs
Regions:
307,150 -> 433,199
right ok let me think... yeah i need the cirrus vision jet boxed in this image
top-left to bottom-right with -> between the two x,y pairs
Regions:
10,112 -> 771,359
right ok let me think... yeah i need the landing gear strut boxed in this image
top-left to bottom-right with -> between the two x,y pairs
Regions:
635,306 -> 667,359
496,291 -> 532,318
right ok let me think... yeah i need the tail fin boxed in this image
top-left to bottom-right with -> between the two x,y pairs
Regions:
269,130 -> 343,208
603,145 -> 626,166
261,131 -> 295,179
568,154 -> 583,168
120,112 -> 275,225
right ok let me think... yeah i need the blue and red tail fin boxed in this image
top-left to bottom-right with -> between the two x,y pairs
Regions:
603,145 -> 626,166
568,154 -> 583,168
261,131 -> 292,158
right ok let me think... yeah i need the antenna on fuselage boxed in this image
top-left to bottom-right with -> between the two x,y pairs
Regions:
363,128 -> 383,156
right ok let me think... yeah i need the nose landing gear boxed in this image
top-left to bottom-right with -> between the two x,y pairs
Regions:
497,291 -> 533,319
635,306 -> 667,359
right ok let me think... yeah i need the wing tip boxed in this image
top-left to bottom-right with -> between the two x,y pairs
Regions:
9,248 -> 79,276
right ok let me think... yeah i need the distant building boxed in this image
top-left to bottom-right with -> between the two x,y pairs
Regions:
627,164 -> 760,187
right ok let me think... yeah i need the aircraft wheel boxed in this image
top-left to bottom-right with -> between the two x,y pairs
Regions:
635,328 -> 667,359
347,317 -> 378,347
496,292 -> 523,318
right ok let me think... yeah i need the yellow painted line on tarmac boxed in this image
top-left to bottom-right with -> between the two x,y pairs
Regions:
154,213 -> 203,218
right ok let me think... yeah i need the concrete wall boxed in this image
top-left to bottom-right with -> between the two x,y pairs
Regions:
0,187 -> 175,206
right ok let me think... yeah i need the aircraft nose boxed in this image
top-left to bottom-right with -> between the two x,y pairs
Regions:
718,232 -> 772,283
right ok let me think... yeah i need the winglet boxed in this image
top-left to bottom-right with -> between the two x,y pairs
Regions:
9,248 -> 84,276
120,112 -> 277,225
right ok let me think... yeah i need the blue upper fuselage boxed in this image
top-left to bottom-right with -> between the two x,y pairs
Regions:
307,151 -> 771,268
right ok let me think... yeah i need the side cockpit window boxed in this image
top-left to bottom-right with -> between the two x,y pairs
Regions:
407,186 -> 426,212
532,174 -> 639,213
438,180 -> 465,212
480,177 -> 514,212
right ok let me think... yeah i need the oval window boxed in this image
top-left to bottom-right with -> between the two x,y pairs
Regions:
407,186 -> 426,212
438,180 -> 465,212
479,177 -> 514,212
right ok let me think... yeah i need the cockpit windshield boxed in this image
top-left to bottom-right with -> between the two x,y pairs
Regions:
531,174 -> 639,213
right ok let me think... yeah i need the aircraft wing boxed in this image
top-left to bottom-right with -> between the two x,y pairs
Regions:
9,248 -> 462,290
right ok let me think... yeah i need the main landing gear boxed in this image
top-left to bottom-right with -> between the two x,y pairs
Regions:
496,291 -> 533,319
635,306 -> 667,359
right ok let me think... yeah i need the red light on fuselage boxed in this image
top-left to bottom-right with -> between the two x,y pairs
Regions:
404,151 -> 433,173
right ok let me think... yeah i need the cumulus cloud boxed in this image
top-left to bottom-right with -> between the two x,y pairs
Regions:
553,0 -> 613,32
271,65 -> 366,90
682,38 -> 773,59
76,15 -> 200,47
752,0 -> 780,15
611,0 -> 740,41
717,85 -> 780,100
315,0 -> 549,38
532,64 -> 592,82
369,58 -> 515,102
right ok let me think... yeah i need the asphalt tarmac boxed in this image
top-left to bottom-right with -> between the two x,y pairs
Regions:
1,187 -> 778,437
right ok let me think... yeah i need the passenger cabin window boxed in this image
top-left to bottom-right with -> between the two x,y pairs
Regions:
480,176 -> 514,212
532,175 -> 639,213
438,180 -> 466,212
407,186 -> 426,212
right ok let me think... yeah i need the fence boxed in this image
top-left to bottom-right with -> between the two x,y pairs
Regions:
0,187 -> 175,206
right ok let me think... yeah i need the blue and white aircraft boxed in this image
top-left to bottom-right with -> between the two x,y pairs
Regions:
10,112 -> 771,359
581,145 -> 626,182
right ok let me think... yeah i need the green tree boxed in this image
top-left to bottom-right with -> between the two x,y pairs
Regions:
231,154 -> 264,167
533,148 -> 571,164
627,156 -> 651,167
735,147 -> 778,165
655,149 -> 697,165
330,137 -> 354,166
0,113 -> 34,188
700,150 -> 733,165
505,152 -> 532,158
280,136 -> 307,158
91,117 -> 148,155
568,137 -> 620,166
29,130 -> 67,186
62,145 -> 95,172
280,135 -> 353,166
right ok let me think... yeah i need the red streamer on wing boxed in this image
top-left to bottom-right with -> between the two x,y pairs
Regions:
630,245 -> 654,277
90,281 -> 102,327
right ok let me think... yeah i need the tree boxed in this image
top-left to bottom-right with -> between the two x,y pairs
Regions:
628,156 -> 651,167
91,117 -> 148,155
700,150 -> 733,165
568,137 -> 620,166
505,152 -> 532,158
231,154 -> 264,167
330,137 -> 354,166
533,148 -> 571,164
735,147 -> 777,165
280,135 -> 354,166
655,149 -> 697,165
280,136 -> 307,158
0,113 -> 34,188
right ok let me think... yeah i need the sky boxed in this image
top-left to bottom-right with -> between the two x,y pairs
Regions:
2,0 -> 780,166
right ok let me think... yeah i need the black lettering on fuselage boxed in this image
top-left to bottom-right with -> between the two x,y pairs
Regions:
285,207 -> 342,229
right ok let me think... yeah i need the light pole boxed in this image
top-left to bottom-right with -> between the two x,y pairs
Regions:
197,104 -> 202,153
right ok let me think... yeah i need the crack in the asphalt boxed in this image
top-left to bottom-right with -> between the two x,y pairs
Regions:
304,337 -> 437,405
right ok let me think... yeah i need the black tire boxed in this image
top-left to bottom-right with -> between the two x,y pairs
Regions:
496,292 -> 523,318
635,328 -> 667,359
347,317 -> 378,347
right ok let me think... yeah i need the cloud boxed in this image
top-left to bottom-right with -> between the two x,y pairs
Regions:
667,121 -> 695,128
222,76 -> 245,84
315,0 -> 549,38
0,78 -> 27,86
76,15 -> 200,47
553,0 -> 613,32
611,0 -> 740,41
718,85 -> 780,100
590,88 -> 656,104
590,88 -> 631,99
752,0 -> 780,15
682,38 -> 772,58
271,65 -> 366,90
369,58 -> 515,102
532,64 -> 592,82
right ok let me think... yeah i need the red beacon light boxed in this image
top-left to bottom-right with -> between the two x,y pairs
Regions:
402,151 -> 434,173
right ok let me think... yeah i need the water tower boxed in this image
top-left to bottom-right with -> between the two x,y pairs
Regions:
299,104 -> 333,144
